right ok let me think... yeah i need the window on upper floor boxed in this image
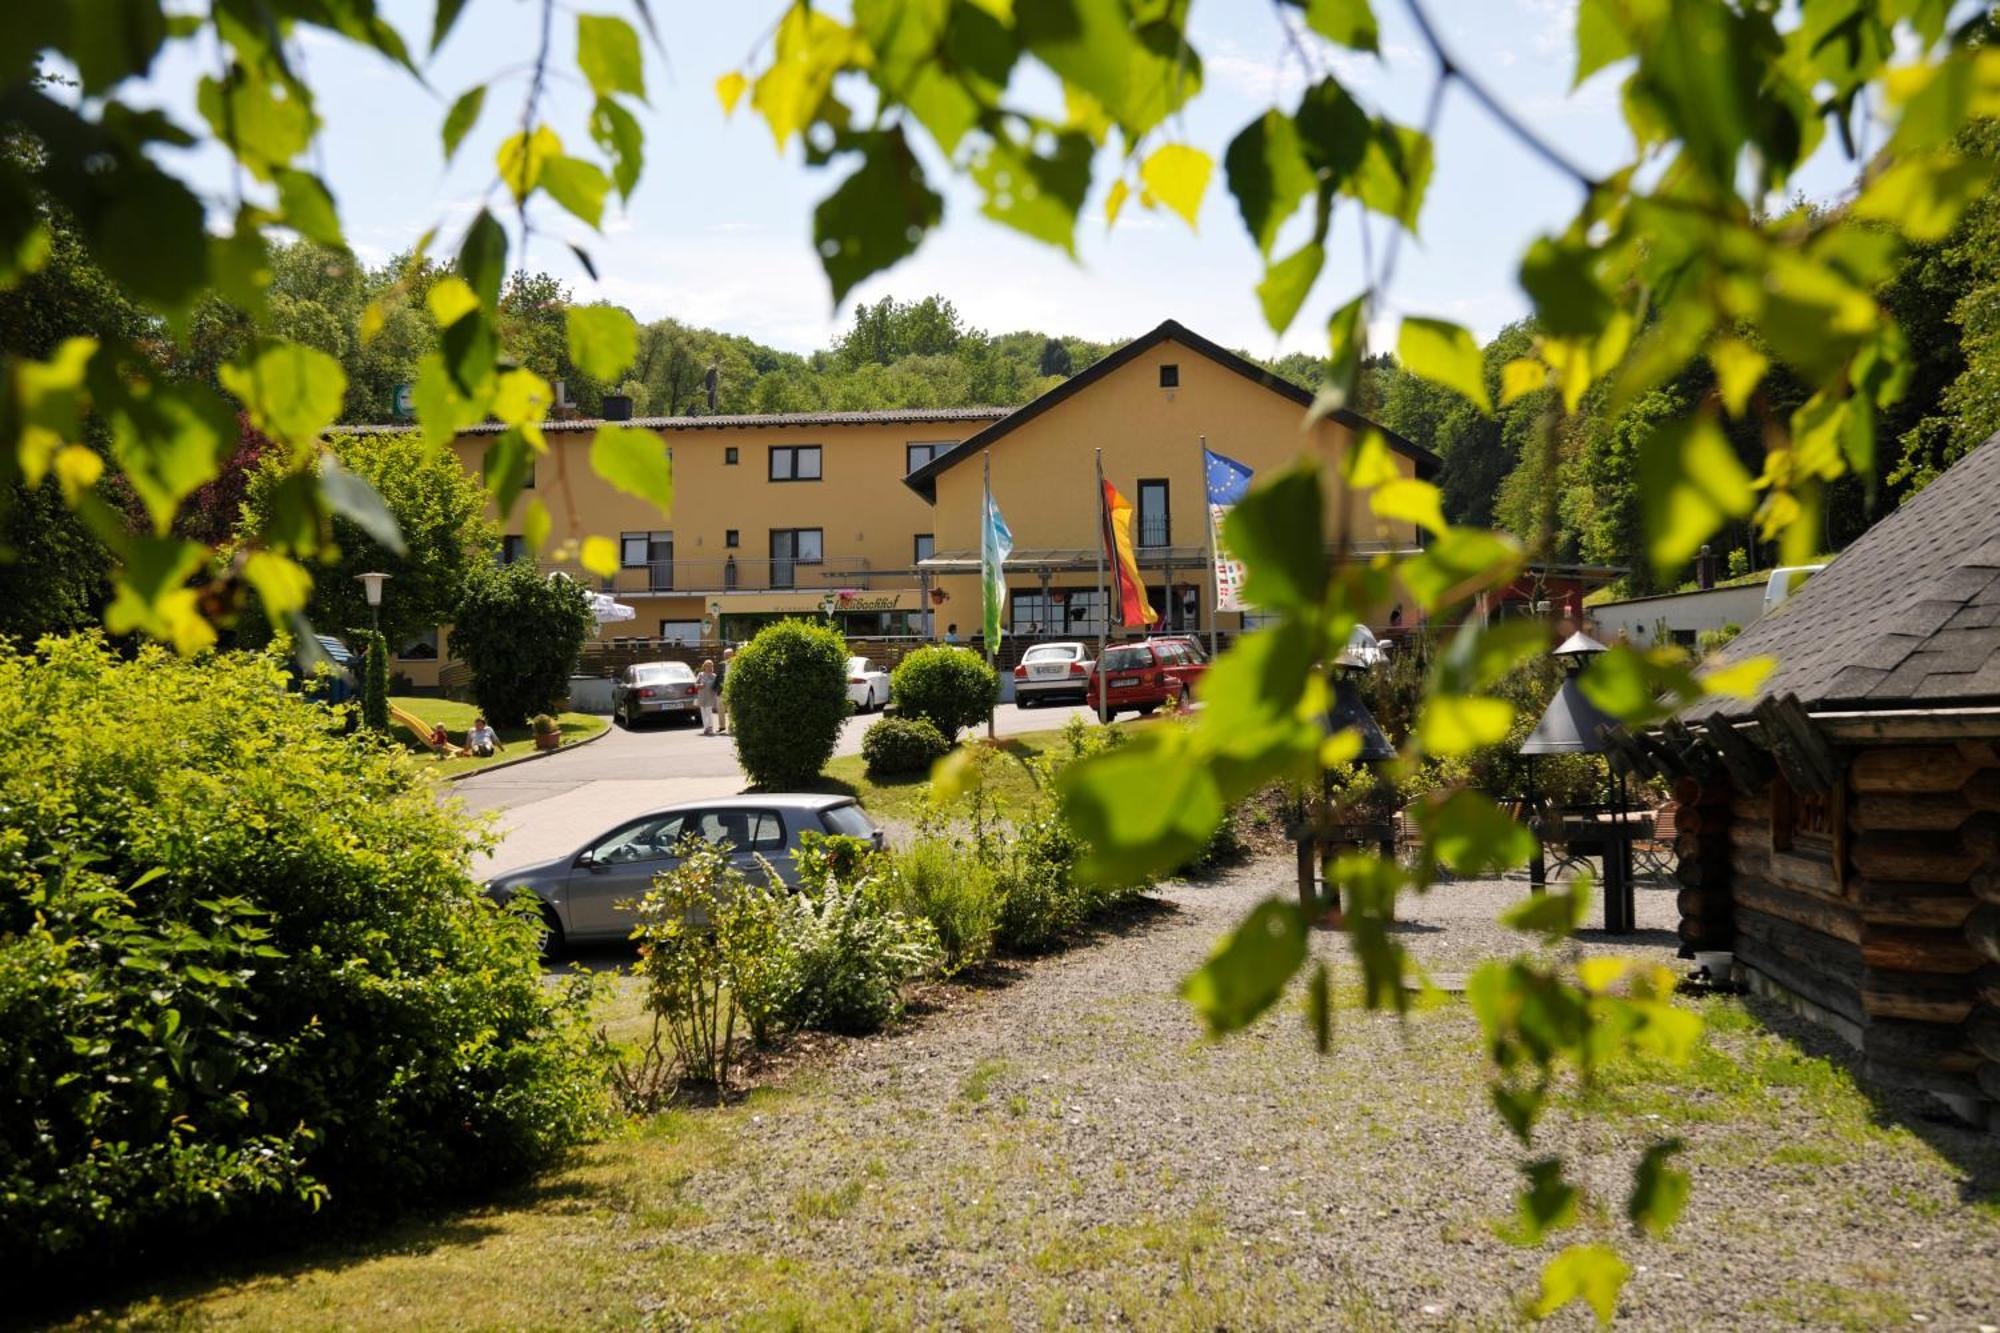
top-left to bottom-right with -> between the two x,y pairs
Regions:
906,441 -> 951,473
1159,363 -> 1179,388
770,444 -> 822,481
1137,479 -> 1170,547
914,533 -> 935,565
769,529 -> 823,588
725,529 -> 739,548
724,446 -> 739,465
500,535 -> 528,565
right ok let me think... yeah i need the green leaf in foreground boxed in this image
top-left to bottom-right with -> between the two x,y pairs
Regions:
218,340 -> 346,450
1398,316 -> 1492,414
577,14 -> 646,101
1181,897 -> 1307,1037
1507,1157 -> 1579,1245
1060,725 -> 1228,883
1414,790 -> 1535,876
565,304 -> 638,383
815,127 -> 944,304
319,454 -> 407,554
1500,878 -> 1593,943
442,86 -> 485,163
1637,415 -> 1753,575
1627,1138 -> 1690,1238
1533,1243 -> 1630,1325
590,423 -> 674,513
1221,462 -> 1327,611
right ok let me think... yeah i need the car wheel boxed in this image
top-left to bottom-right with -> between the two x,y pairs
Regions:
536,904 -> 565,960
1098,707 -> 1116,724
1018,693 -> 1034,709
1136,703 -> 1158,716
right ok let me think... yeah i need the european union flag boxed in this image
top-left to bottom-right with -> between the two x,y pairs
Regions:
1204,447 -> 1253,506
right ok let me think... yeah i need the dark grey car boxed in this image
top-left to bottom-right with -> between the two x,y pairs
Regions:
485,794 -> 882,950
611,661 -> 700,728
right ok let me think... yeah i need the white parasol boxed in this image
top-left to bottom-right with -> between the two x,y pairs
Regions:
586,590 -> 637,623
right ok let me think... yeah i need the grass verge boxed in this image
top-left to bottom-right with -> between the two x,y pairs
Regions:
389,695 -> 607,778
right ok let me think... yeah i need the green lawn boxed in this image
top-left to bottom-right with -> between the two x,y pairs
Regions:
389,695 -> 607,778
819,725 -> 1085,824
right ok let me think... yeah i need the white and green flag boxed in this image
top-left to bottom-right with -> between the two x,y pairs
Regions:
981,454 -> 1012,649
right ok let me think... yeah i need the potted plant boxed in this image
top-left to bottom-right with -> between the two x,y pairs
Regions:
531,713 -> 561,751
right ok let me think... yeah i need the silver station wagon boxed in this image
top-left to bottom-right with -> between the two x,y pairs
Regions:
486,794 -> 882,951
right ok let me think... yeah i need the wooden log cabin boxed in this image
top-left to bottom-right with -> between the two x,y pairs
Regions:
1660,433 -> 2000,1128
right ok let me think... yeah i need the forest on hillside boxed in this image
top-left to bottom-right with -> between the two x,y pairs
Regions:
8,111 -> 2000,617
1364,123 -> 2000,596
130,194 -> 2000,602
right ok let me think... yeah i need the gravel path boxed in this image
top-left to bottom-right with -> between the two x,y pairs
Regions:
632,863 -> 2000,1329
106,861 -> 2000,1330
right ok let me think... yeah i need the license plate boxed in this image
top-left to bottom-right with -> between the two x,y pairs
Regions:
1112,676 -> 1139,688
1031,664 -> 1068,677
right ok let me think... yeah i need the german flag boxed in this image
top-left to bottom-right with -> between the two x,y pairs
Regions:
1099,477 -> 1156,629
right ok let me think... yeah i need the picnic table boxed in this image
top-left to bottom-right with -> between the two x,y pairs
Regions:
1527,807 -> 1652,934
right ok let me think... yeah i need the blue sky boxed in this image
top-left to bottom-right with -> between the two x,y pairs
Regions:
125,1 -> 1877,357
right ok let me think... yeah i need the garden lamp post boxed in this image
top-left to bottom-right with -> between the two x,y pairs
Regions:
1519,629 -> 1637,931
1299,625 -> 1397,921
355,571 -> 391,633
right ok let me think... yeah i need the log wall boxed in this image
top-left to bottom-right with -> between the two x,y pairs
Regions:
1678,740 -> 2000,1123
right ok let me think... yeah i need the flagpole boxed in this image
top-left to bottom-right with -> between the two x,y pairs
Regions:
1199,434 -> 1220,660
1093,448 -> 1109,724
983,450 -> 997,740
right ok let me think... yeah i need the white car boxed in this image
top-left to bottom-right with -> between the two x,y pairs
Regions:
1012,641 -> 1094,706
847,656 -> 890,712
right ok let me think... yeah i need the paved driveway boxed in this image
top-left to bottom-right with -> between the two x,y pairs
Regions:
456,699 -> 1097,876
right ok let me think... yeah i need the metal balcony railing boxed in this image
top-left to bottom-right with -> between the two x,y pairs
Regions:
533,554 -> 887,595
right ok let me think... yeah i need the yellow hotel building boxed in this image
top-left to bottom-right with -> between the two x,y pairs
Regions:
400,321 -> 1436,687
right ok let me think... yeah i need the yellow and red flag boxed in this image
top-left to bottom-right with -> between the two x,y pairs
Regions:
1099,479 -> 1157,629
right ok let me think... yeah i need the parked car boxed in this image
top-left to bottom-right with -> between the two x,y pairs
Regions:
847,656 -> 891,712
1012,640 -> 1093,706
612,661 -> 699,728
485,794 -> 883,951
1151,633 -> 1209,663
1762,563 -> 1827,615
1089,637 -> 1207,723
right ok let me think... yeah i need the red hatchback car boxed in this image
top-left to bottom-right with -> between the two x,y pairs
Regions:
1089,637 -> 1207,722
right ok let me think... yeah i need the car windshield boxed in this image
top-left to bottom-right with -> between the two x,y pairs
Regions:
1023,645 -> 1079,662
846,657 -> 874,674
634,663 -> 692,682
819,803 -> 875,839
1101,645 -> 1151,670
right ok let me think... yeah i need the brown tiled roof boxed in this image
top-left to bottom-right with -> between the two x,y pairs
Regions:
901,319 -> 1439,501
339,406 -> 1013,435
1684,431 -> 2000,719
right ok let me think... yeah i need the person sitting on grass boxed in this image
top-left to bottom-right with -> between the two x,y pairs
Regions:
467,715 -> 497,757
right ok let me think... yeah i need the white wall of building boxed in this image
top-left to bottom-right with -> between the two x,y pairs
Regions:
1589,584 -> 1767,648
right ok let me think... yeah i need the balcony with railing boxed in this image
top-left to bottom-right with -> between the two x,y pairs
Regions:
514,553 -> 899,596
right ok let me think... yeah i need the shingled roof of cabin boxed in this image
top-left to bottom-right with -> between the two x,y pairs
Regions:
1684,430 -> 2000,720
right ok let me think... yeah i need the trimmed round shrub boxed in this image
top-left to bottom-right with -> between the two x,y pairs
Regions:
0,637 -> 605,1273
449,562 -> 593,727
861,715 -> 950,777
890,645 -> 997,738
728,619 -> 851,789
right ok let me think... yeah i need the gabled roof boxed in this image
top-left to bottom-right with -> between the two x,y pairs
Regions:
1684,430 -> 2000,720
900,319 -> 1440,502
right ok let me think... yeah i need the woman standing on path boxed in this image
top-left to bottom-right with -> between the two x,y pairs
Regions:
696,658 -> 718,735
